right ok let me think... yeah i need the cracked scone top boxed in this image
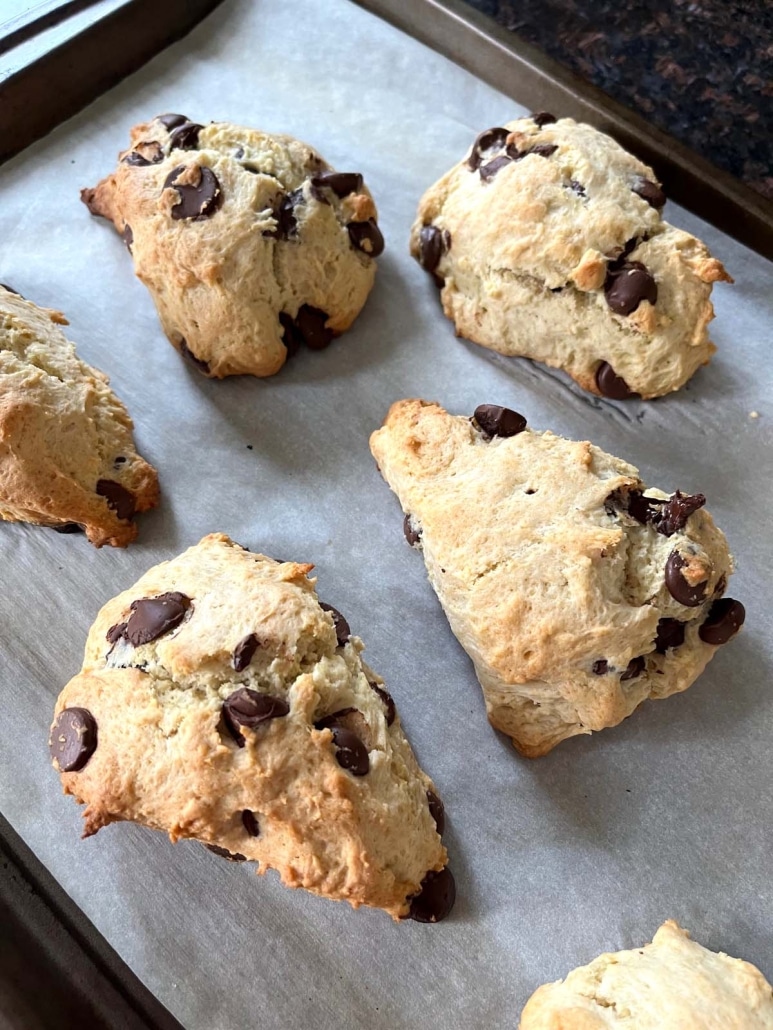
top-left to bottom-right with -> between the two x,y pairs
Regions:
370,400 -> 745,757
0,285 -> 158,547
519,920 -> 773,1028
82,114 -> 385,378
49,534 -> 454,922
411,114 -> 732,399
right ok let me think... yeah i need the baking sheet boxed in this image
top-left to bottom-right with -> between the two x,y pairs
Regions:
0,0 -> 771,1026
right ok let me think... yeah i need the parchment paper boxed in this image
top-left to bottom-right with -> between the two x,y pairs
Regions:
0,2 -> 771,1027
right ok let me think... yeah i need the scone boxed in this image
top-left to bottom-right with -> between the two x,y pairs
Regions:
411,114 -> 732,399
0,285 -> 158,547
370,400 -> 744,757
49,533 -> 454,922
82,114 -> 385,378
519,920 -> 773,1028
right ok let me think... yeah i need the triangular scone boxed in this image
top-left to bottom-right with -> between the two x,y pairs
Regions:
0,286 -> 159,547
50,534 -> 454,922
370,400 -> 744,757
519,920 -> 773,1028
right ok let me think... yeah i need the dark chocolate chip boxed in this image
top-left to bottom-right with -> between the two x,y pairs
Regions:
418,225 -> 451,274
625,489 -> 666,524
222,687 -> 290,747
403,513 -> 421,548
296,305 -> 334,350
407,867 -> 456,923
467,127 -> 509,171
49,707 -> 97,772
106,621 -> 127,643
241,809 -> 260,837
347,218 -> 384,257
328,725 -> 369,776
595,361 -> 637,400
314,708 -> 358,732
233,146 -> 245,160
479,154 -> 512,181
310,171 -> 363,199
632,176 -> 666,210
157,113 -> 189,130
124,592 -> 191,646
264,188 -> 303,240
655,618 -> 686,653
169,121 -> 202,150
206,844 -> 246,861
569,179 -> 586,197
665,552 -> 708,607
178,337 -> 210,374
620,655 -> 645,681
53,522 -> 84,534
604,261 -> 657,316
532,112 -> 557,126
427,790 -> 445,835
370,682 -> 396,726
121,224 -> 134,251
122,151 -> 154,167
232,633 -> 260,672
113,456 -> 127,465
320,603 -> 351,646
527,143 -> 558,159
474,404 -> 527,439
656,491 -> 706,537
699,598 -> 745,645
96,479 -> 136,521
163,165 -> 222,221
592,659 -> 609,675
714,574 -> 727,597
279,312 -> 302,356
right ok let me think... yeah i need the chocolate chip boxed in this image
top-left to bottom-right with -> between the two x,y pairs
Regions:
106,621 -> 127,643
403,513 -> 421,547
314,708 -> 358,732
479,154 -> 512,181
527,143 -> 558,159
328,725 -> 369,776
310,171 -> 363,199
418,225 -> 451,274
714,574 -> 727,597
122,151 -> 154,167
467,127 -> 509,171
604,261 -> 657,316
592,659 -> 609,675
121,224 -> 133,251
124,592 -> 191,646
178,337 -> 210,374
699,598 -> 745,645
407,868 -> 456,923
96,479 -> 136,521
369,682 -> 396,726
164,165 -> 222,221
625,489 -> 666,524
232,633 -> 259,672
320,603 -> 351,646
296,305 -> 334,350
113,456 -> 126,465
656,491 -> 706,537
279,312 -> 302,356
347,219 -> 384,257
427,790 -> 445,835
655,618 -> 686,653
241,809 -> 260,837
49,707 -> 97,772
206,844 -> 246,861
53,522 -> 84,534
169,121 -> 202,150
595,361 -> 637,400
569,179 -> 586,196
620,655 -> 645,681
233,146 -> 245,160
222,688 -> 290,747
632,176 -> 666,210
474,404 -> 527,438
264,188 -> 302,240
665,552 -> 708,607
157,113 -> 188,130
532,112 -> 557,126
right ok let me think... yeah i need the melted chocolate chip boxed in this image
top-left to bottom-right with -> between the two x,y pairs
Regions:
655,618 -> 686,653
632,176 -> 666,210
232,633 -> 259,672
320,603 -> 351,646
279,312 -> 302,356
328,725 -> 369,776
403,513 -> 421,547
310,171 -> 363,198
625,489 -> 666,524
620,655 -> 646,681
595,361 -> 637,400
699,598 -> 745,645
370,682 -> 396,726
479,154 -> 512,181
169,121 -> 202,150
49,707 -> 97,772
206,844 -> 246,861
222,688 -> 290,747
427,790 -> 445,835
347,219 -> 384,257
656,491 -> 706,537
532,112 -> 557,126
241,809 -> 260,837
314,708 -> 358,732
527,143 -> 558,158
296,305 -> 334,350
53,522 -> 84,534
157,113 -> 188,130
407,868 -> 456,923
592,659 -> 609,675
604,261 -> 657,316
164,165 -> 222,221
124,592 -> 191,646
121,224 -> 133,251
473,404 -> 527,439
265,188 -> 302,240
665,552 -> 708,607
418,225 -> 451,274
122,151 -> 155,167
467,127 -> 509,171
96,479 -> 136,521
178,337 -> 210,374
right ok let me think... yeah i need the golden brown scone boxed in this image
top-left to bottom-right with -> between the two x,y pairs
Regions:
519,920 -> 773,1028
411,114 -> 732,400
370,400 -> 745,757
49,534 -> 454,922
0,285 -> 158,547
82,114 -> 384,378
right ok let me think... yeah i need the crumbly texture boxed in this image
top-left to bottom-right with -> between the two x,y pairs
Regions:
82,115 -> 383,378
411,116 -> 732,399
51,534 -> 447,918
0,287 -> 158,547
519,920 -> 773,1028
370,400 -> 737,757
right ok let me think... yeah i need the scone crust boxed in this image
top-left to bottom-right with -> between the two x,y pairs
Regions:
0,287 -> 159,547
519,920 -> 773,1029
52,534 -> 447,918
411,116 -> 732,399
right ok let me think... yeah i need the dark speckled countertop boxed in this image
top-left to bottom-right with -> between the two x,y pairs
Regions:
461,0 -> 773,199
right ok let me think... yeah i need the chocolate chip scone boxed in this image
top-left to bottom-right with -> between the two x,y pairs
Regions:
411,114 -> 732,399
82,114 -> 384,378
0,285 -> 158,547
370,400 -> 744,757
519,920 -> 773,1028
50,534 -> 454,922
